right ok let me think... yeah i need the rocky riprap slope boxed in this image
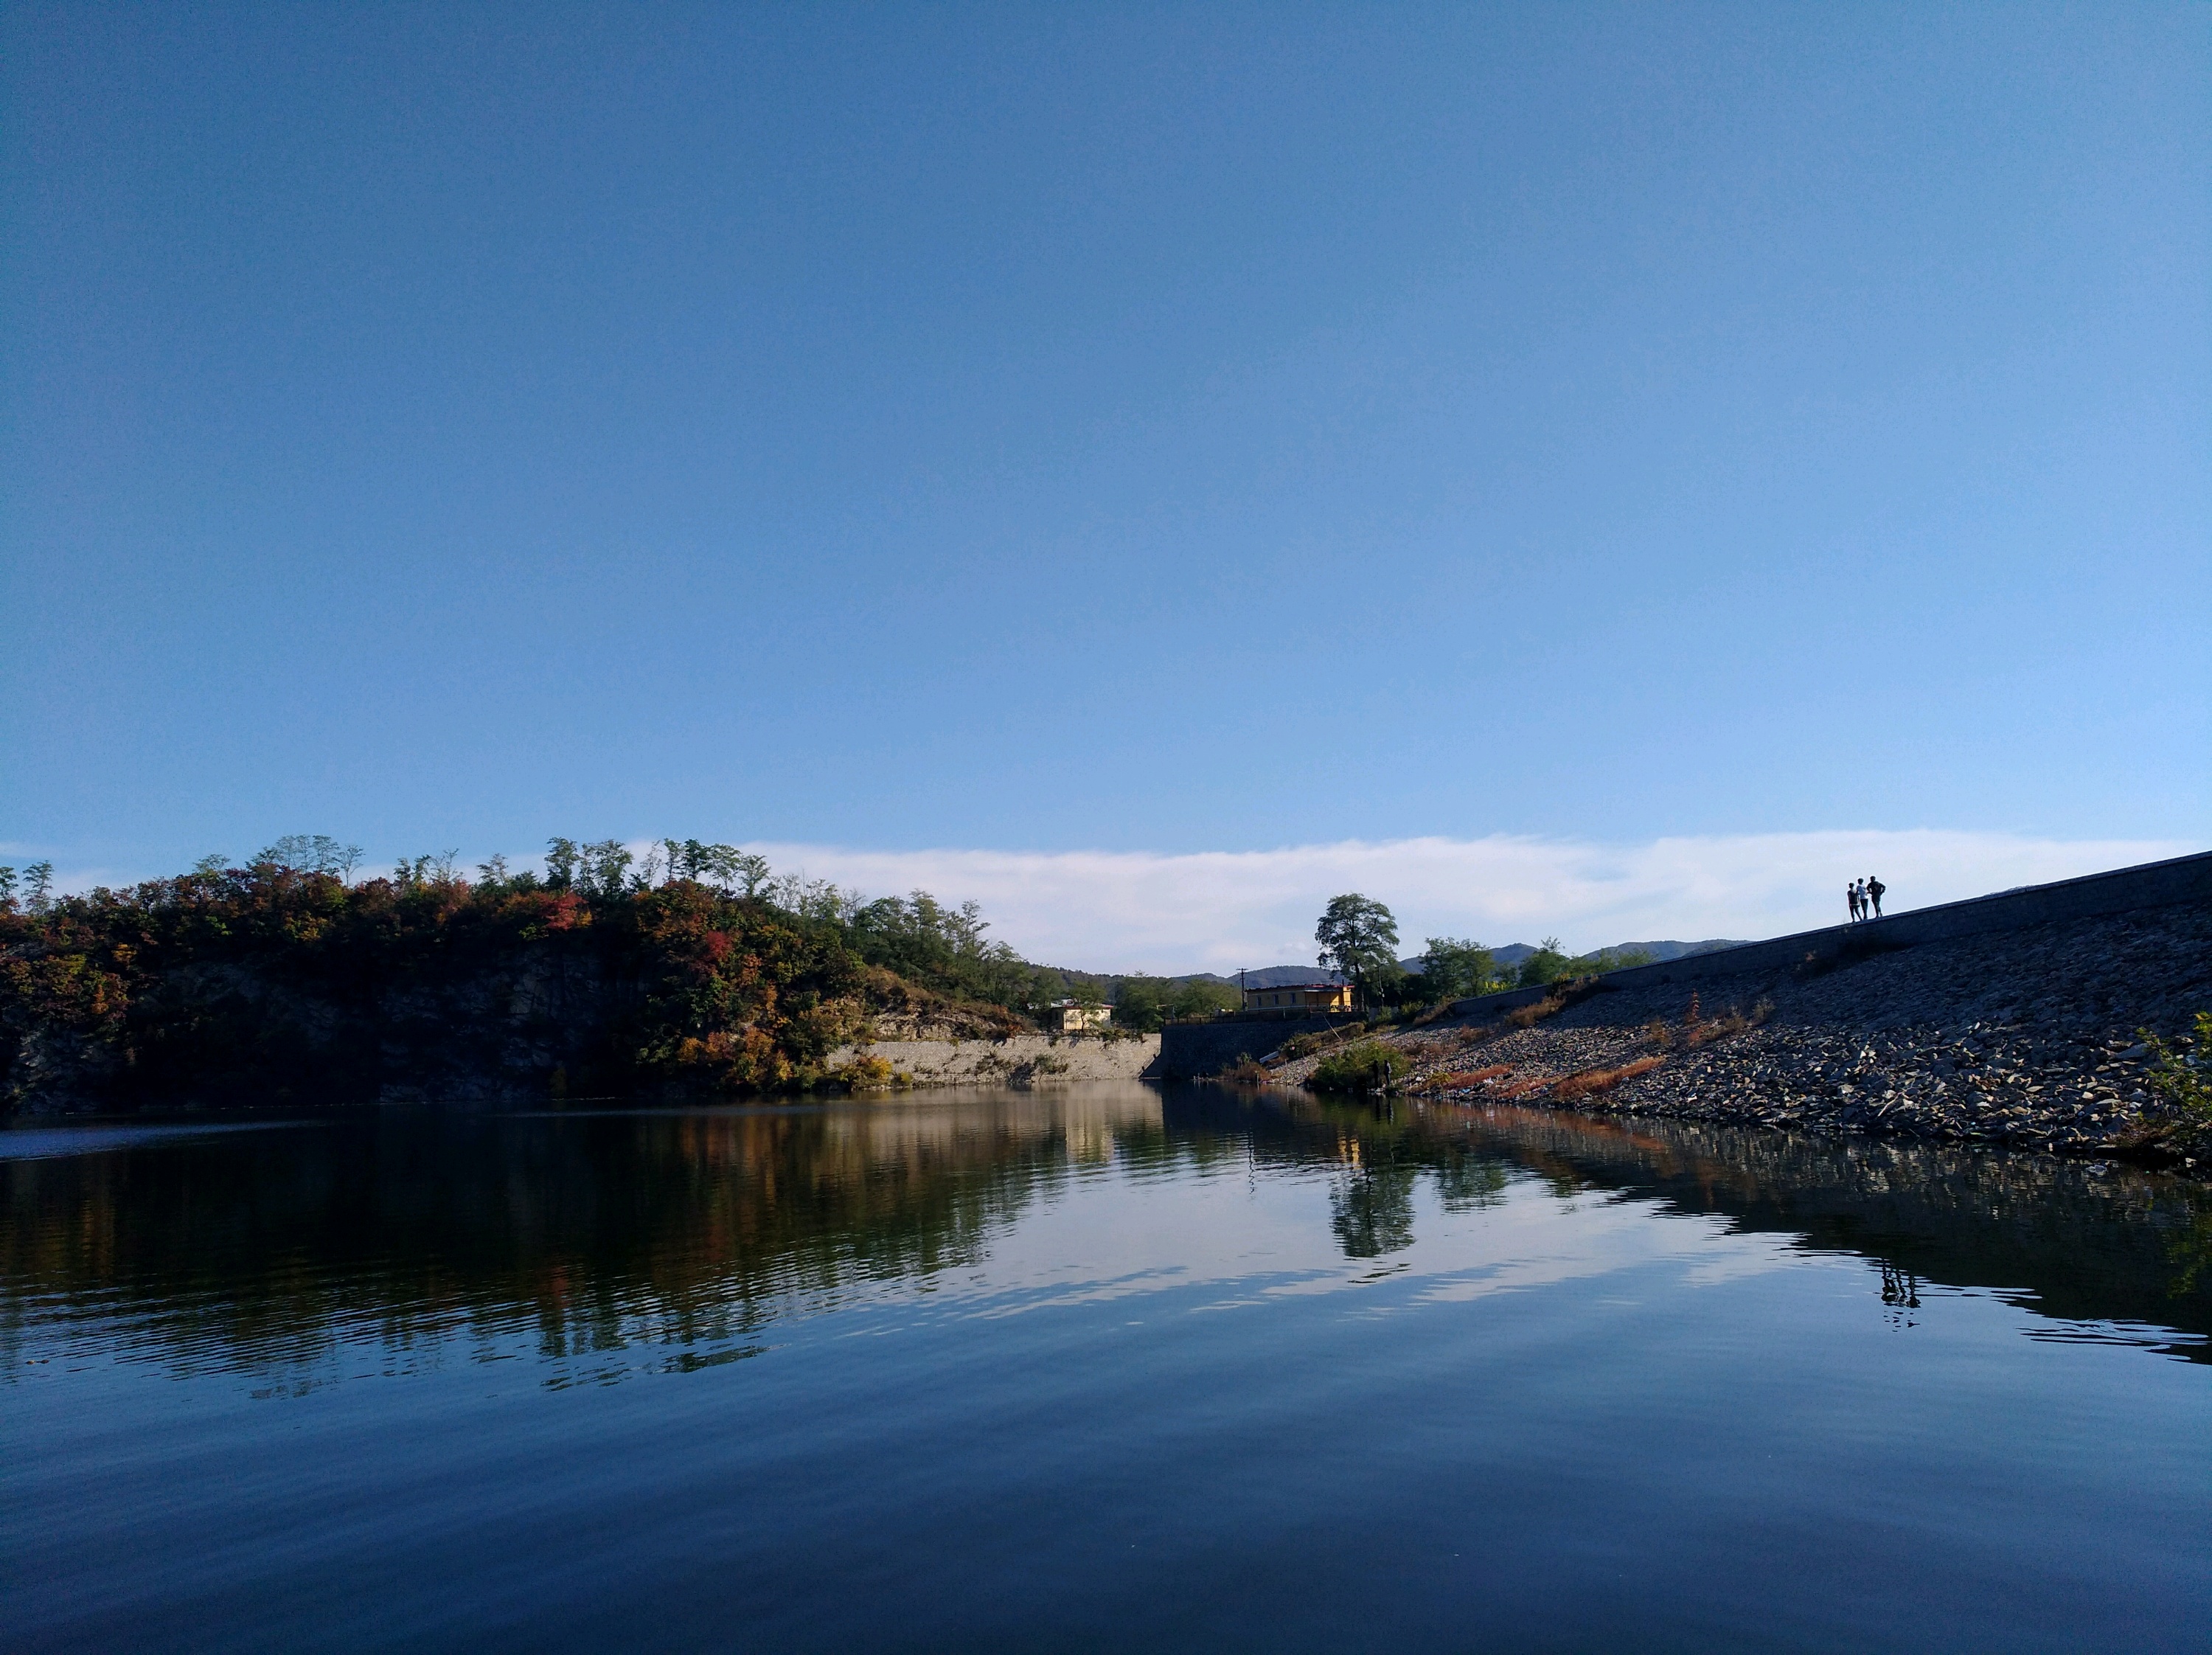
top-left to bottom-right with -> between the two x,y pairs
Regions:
1266,901 -> 2211,1169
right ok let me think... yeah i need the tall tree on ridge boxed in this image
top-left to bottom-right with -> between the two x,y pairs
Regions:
1315,893 -> 1400,1008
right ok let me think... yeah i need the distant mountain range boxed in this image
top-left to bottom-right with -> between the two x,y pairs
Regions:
1486,938 -> 1749,967
1179,965 -> 1347,989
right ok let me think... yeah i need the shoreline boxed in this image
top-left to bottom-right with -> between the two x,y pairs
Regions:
1256,898 -> 2211,1174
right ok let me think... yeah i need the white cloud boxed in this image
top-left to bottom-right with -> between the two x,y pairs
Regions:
742,831 -> 2199,974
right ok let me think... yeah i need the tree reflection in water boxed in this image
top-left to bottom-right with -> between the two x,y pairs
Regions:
4,1082 -> 2210,1379
0,1092 -> 1172,1383
1193,1089 -> 2212,1357
1329,1163 -> 1417,1259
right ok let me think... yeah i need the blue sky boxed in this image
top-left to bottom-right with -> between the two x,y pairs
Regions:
3,4 -> 2206,962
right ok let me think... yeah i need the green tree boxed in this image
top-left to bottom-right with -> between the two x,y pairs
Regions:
1516,937 -> 1572,987
582,841 -> 632,897
1315,893 -> 1400,1008
771,874 -> 860,926
1419,937 -> 1495,1003
844,889 -> 1031,1005
1170,978 -> 1239,1020
1021,966 -> 1069,1014
1114,975 -> 1169,1032
667,841 -> 771,898
1110,974 -> 1235,1032
253,835 -> 364,879
544,838 -> 580,888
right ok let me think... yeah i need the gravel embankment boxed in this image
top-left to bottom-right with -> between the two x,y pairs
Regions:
1264,901 -> 2211,1168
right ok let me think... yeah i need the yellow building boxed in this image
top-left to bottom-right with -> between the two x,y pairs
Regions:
1045,1002 -> 1111,1033
1240,981 -> 1354,1012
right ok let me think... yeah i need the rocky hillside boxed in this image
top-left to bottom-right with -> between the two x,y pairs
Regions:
1265,900 -> 2212,1170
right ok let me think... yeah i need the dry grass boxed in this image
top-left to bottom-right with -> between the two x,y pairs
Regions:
1551,1055 -> 1663,1102
1690,1011 -> 1755,1046
1428,1064 -> 1512,1090
1677,993 -> 1770,1048
1505,993 -> 1566,1029
1686,1014 -> 1741,1047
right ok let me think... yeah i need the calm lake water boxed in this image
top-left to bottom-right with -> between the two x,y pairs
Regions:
5,1083 -> 2209,1652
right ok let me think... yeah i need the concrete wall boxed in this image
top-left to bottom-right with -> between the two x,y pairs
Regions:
1154,1014 -> 1353,1079
828,1033 -> 1160,1087
1446,848 -> 2212,1020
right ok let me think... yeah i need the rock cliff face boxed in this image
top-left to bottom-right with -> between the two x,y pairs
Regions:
826,1033 -> 1161,1088
5,942 -> 647,1111
358,947 -> 631,1104
1266,900 -> 2212,1169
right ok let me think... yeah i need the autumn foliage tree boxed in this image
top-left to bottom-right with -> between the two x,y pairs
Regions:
0,841 -> 1018,1111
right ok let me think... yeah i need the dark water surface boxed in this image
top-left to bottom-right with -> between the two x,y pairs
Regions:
5,1084 -> 2209,1652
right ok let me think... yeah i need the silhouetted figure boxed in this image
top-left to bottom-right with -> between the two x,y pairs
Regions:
1847,882 -> 1861,923
1867,875 -> 1885,918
